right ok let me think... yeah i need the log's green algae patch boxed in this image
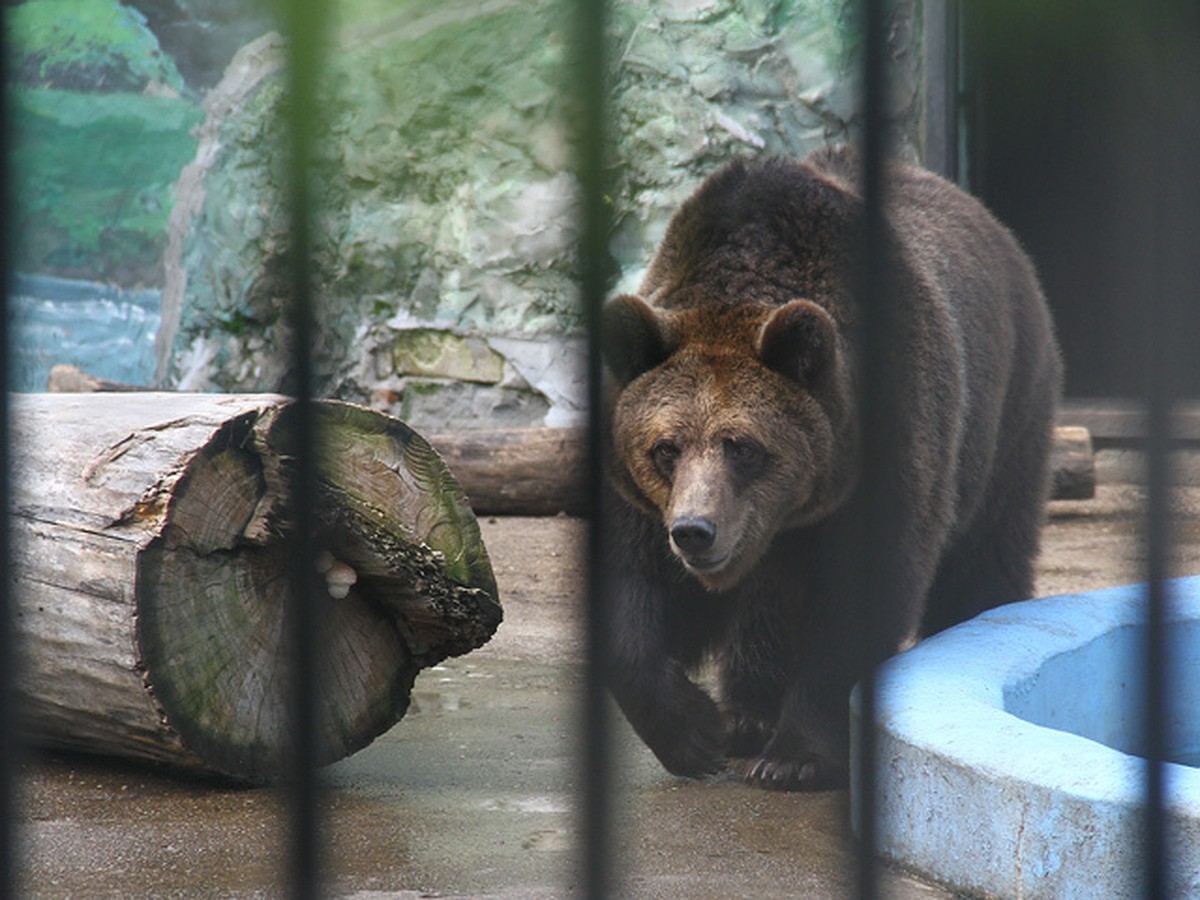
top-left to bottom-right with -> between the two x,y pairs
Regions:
311,402 -> 501,604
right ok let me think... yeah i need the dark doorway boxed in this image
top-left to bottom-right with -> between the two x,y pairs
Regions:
962,0 -> 1200,399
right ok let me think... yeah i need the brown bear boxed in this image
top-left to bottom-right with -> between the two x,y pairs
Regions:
601,146 -> 1062,790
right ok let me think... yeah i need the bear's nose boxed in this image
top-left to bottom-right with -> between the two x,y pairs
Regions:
670,516 -> 717,556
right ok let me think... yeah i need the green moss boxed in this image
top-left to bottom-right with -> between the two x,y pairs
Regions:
10,87 -> 202,283
10,0 -> 185,93
213,310 -> 262,337
6,2 -> 199,283
370,299 -> 396,319
406,380 -> 444,398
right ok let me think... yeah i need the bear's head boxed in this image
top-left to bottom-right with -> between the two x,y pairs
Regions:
603,294 -> 858,592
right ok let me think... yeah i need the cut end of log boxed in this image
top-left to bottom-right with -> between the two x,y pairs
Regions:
1050,425 -> 1096,501
130,399 -> 501,782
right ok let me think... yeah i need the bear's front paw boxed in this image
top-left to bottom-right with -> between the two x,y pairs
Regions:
610,658 -> 727,779
649,690 -> 727,779
737,752 -> 846,792
655,727 -> 726,779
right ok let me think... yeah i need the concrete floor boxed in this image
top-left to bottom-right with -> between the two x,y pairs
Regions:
15,451 -> 1200,898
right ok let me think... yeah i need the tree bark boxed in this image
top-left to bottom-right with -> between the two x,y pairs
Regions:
10,393 -> 501,782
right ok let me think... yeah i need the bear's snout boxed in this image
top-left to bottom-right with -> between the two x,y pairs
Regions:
663,459 -> 746,583
670,515 -> 718,557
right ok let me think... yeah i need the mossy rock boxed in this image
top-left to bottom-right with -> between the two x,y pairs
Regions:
8,0 -> 202,284
9,88 -> 202,284
10,0 -> 185,93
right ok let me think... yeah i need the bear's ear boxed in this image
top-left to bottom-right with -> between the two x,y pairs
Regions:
756,300 -> 837,384
602,294 -> 672,385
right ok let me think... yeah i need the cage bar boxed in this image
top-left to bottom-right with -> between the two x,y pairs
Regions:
853,0 -> 898,895
575,0 -> 615,896
279,0 -> 332,896
0,8 -> 17,896
1141,5 -> 1200,896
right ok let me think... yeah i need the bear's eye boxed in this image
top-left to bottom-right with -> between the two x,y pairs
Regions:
650,438 -> 680,479
724,437 -> 767,480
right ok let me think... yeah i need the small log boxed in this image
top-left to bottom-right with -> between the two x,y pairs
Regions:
47,363 -> 145,393
1050,425 -> 1097,500
10,393 -> 500,781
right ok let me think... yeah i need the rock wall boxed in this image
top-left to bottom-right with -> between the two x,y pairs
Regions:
157,0 -> 922,430
125,0 -> 275,90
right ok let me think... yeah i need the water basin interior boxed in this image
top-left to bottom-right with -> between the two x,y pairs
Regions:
1003,620 -> 1200,767
863,580 -> 1200,898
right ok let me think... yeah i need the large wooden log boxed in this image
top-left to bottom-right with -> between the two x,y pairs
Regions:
10,393 -> 501,781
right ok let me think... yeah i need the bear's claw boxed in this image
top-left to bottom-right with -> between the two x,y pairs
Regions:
738,753 -> 845,791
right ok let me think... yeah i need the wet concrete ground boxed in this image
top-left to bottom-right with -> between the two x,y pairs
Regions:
15,451 -> 1200,898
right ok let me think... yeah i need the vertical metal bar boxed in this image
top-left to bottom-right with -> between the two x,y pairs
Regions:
921,0 -> 958,181
0,6 -> 18,895
1141,96 -> 1171,890
1141,4 -> 1200,895
573,0 -> 614,896
952,1 -> 970,189
1141,128 -> 1171,893
1142,353 -> 1170,900
855,0 -> 894,896
279,1 -> 329,897
955,1 -> 982,195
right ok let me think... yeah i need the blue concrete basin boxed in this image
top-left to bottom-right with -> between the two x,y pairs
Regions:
853,577 -> 1200,898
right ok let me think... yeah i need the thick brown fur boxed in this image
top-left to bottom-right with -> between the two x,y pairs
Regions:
601,147 -> 1062,790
